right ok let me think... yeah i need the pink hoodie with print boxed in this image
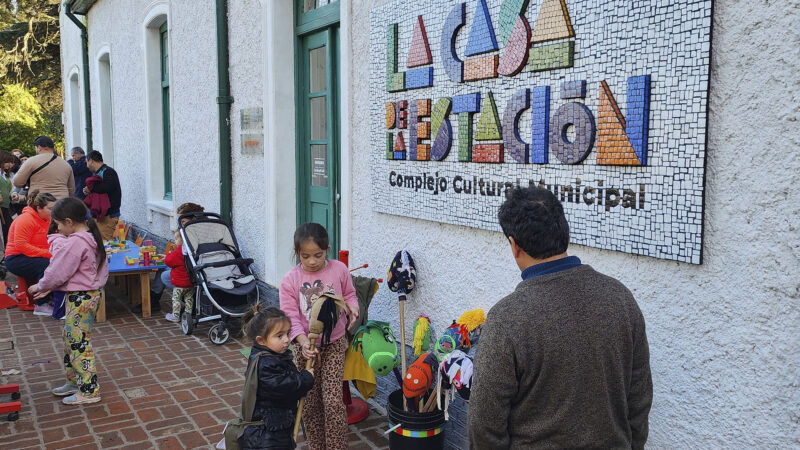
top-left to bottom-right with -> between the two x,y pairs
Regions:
37,231 -> 109,293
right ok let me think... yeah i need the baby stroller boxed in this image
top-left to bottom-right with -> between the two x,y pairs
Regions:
178,212 -> 259,344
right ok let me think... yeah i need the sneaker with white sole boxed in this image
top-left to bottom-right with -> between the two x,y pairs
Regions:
33,303 -> 54,316
165,313 -> 179,323
62,393 -> 101,405
52,383 -> 79,396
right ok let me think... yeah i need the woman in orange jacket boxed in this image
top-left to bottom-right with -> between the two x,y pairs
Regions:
5,190 -> 57,315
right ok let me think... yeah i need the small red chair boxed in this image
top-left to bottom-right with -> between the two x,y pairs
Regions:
0,384 -> 20,421
15,278 -> 34,311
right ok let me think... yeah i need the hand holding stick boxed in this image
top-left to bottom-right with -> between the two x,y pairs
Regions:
293,336 -> 317,441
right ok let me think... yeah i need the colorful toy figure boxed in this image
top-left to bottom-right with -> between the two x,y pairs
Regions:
403,352 -> 437,398
412,314 -> 432,356
125,256 -> 139,265
351,320 -> 399,376
440,350 -> 474,401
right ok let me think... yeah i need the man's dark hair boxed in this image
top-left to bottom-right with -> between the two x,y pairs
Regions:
71,147 -> 85,155
87,150 -> 104,163
498,187 -> 570,259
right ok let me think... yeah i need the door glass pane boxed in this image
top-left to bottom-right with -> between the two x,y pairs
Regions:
310,96 -> 327,140
304,0 -> 337,12
311,144 -> 328,187
309,47 -> 326,93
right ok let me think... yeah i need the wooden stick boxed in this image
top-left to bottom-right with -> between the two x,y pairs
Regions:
398,299 -> 408,411
421,389 -> 438,412
293,337 -> 317,440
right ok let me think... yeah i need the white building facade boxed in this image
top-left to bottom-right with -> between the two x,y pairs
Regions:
60,0 -> 799,447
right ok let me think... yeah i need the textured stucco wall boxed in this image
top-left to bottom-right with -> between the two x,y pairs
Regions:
350,0 -> 799,447
59,0 -> 273,284
228,0 -> 269,280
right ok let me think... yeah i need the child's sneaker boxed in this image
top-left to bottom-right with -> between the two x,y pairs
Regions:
33,303 -> 54,316
165,313 -> 179,323
52,383 -> 79,396
62,393 -> 101,405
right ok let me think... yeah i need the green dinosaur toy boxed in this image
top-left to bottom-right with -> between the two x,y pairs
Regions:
351,320 -> 399,376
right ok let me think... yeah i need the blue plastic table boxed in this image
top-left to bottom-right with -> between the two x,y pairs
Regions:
98,241 -> 167,322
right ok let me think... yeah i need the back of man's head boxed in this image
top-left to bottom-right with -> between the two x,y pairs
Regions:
87,150 -> 104,163
71,147 -> 85,156
32,136 -> 55,149
498,187 -> 570,259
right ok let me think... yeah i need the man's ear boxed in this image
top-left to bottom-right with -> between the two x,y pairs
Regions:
509,236 -> 522,259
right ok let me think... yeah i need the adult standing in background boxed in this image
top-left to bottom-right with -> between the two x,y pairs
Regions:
0,151 -> 17,244
84,151 -> 121,240
469,187 -> 652,450
68,147 -> 91,200
13,136 -> 74,201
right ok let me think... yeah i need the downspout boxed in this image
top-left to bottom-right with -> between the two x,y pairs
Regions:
64,4 -> 93,152
215,0 -> 233,223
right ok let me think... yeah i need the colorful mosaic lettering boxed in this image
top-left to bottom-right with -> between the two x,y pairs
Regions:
371,0 -> 712,264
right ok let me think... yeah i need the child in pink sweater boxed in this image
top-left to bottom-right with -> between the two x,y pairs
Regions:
29,198 -> 109,406
279,223 -> 358,450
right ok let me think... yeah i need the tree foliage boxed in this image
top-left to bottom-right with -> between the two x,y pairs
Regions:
0,0 -> 63,151
0,83 -> 42,153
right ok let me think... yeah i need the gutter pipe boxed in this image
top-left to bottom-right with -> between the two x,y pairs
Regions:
64,4 -> 93,152
215,0 -> 233,224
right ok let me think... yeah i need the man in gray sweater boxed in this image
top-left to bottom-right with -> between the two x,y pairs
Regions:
469,187 -> 652,449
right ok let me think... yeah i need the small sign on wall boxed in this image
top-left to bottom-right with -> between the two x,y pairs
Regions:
240,108 -> 264,155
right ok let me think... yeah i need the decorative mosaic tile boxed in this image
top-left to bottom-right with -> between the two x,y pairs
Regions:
498,15 -> 531,77
385,102 -> 397,129
473,143 -> 504,163
464,54 -> 499,81
407,15 -> 433,68
457,113 -> 473,161
503,88 -> 529,163
397,100 -> 408,129
430,97 -> 453,161
441,3 -> 466,83
393,131 -> 406,160
475,91 -> 502,141
530,0 -> 574,44
417,99 -> 432,117
406,67 -> 434,90
409,101 -> 420,160
530,85 -> 550,164
465,0 -> 499,56
498,0 -> 529,44
529,41 -> 574,72
597,80 -> 642,166
452,93 -> 481,114
418,121 -> 431,139
561,80 -> 586,99
550,102 -> 595,164
386,132 -> 394,159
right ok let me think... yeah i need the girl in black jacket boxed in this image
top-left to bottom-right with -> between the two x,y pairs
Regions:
240,305 -> 315,449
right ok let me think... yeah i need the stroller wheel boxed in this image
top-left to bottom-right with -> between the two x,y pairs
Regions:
180,311 -> 194,335
209,323 -> 230,345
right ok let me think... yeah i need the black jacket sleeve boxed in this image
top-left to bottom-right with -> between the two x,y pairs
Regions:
628,309 -> 653,450
91,166 -> 120,195
258,360 -> 315,402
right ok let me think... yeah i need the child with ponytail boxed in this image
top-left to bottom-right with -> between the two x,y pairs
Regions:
229,304 -> 315,449
28,197 -> 109,405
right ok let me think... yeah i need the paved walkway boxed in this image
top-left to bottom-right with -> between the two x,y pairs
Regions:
0,280 -> 390,449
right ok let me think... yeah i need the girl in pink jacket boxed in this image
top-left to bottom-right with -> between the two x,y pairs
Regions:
279,223 -> 359,450
29,198 -> 109,406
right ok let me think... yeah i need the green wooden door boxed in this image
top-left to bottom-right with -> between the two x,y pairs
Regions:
296,25 -> 340,255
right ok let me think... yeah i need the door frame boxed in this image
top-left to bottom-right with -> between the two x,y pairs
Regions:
294,0 -> 341,254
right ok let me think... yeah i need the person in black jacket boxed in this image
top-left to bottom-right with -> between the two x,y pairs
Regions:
240,305 -> 315,450
68,147 -> 91,200
83,151 -> 122,240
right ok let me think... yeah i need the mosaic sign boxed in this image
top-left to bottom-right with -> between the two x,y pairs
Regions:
370,0 -> 712,263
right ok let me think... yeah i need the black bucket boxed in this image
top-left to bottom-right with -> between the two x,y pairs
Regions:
386,389 -> 446,450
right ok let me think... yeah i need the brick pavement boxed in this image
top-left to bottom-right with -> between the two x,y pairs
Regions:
0,281 -> 390,449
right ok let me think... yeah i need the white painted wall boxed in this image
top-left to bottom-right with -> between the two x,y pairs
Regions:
59,0 -> 799,446
348,0 -> 799,447
59,0 -> 276,284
